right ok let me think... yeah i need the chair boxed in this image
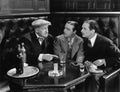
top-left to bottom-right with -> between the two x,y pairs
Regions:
102,68 -> 120,92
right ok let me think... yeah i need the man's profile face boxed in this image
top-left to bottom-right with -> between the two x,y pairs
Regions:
81,22 -> 92,38
35,25 -> 49,38
64,23 -> 74,37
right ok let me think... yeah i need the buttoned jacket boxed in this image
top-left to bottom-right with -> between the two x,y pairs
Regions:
54,34 -> 84,63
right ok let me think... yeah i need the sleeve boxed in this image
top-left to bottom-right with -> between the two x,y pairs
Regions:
105,40 -> 120,67
38,54 -> 43,61
54,37 -> 66,61
20,36 -> 39,66
76,40 -> 85,64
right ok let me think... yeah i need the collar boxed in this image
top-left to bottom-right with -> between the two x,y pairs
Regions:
89,33 -> 97,47
35,32 -> 44,40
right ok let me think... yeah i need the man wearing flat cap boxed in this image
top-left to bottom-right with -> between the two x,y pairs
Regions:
21,19 -> 58,69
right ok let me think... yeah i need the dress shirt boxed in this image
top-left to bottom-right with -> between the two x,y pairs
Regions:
66,37 -> 75,61
89,33 -> 97,47
35,33 -> 44,45
68,37 -> 75,48
35,33 -> 44,61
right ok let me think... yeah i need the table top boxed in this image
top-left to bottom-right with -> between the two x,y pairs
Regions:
23,64 -> 90,89
7,66 -> 39,79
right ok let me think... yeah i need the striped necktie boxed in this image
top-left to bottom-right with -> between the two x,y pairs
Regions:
37,37 -> 44,45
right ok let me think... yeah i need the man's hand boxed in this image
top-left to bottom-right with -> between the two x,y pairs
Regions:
38,63 -> 43,69
93,59 -> 106,66
77,56 -> 84,63
84,60 -> 97,70
42,54 -> 58,61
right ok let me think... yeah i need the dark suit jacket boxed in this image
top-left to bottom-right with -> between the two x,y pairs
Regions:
22,31 -> 54,66
84,34 -> 120,68
54,34 -> 84,63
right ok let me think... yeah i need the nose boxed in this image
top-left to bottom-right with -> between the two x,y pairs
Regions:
81,29 -> 83,33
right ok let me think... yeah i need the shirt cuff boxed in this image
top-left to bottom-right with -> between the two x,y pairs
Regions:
38,54 -> 44,61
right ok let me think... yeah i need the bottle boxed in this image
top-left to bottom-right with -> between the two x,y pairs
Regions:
16,43 -> 26,74
21,43 -> 26,64
16,56 -> 23,74
16,44 -> 23,74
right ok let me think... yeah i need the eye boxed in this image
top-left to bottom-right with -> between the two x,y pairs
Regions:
84,28 -> 86,30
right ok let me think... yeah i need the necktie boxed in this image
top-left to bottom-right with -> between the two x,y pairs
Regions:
67,47 -> 72,61
88,40 -> 92,47
37,37 -> 44,45
68,37 -> 74,48
67,38 -> 73,61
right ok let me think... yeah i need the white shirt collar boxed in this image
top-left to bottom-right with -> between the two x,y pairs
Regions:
35,32 -> 40,38
35,32 -> 44,45
89,33 -> 97,47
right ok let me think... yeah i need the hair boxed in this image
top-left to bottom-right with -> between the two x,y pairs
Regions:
66,21 -> 79,32
84,19 -> 99,33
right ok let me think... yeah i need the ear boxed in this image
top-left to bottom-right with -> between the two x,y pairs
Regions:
74,30 -> 76,34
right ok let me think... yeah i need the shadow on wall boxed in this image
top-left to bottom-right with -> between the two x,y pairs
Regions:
97,17 -> 118,46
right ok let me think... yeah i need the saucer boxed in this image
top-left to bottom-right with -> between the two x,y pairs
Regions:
7,66 -> 39,78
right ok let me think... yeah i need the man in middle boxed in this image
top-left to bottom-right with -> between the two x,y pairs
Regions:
54,21 -> 84,65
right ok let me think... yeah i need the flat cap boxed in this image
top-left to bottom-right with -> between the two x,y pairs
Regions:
32,19 -> 51,27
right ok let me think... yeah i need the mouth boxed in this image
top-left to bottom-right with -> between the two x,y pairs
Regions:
81,33 -> 84,35
44,33 -> 48,37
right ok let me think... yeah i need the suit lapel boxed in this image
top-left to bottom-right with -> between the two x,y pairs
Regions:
61,36 -> 69,53
60,35 -> 82,59
71,36 -> 79,58
93,34 -> 100,48
42,37 -> 48,50
30,32 -> 42,51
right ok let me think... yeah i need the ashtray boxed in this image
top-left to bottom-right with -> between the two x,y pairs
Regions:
48,70 -> 63,77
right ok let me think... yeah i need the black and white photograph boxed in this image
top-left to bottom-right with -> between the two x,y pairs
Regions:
0,0 -> 120,92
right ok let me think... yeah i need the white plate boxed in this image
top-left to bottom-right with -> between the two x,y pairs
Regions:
7,66 -> 39,78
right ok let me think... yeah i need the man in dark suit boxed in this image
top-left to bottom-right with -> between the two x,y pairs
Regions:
21,19 -> 58,69
54,21 -> 84,65
81,19 -> 120,92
